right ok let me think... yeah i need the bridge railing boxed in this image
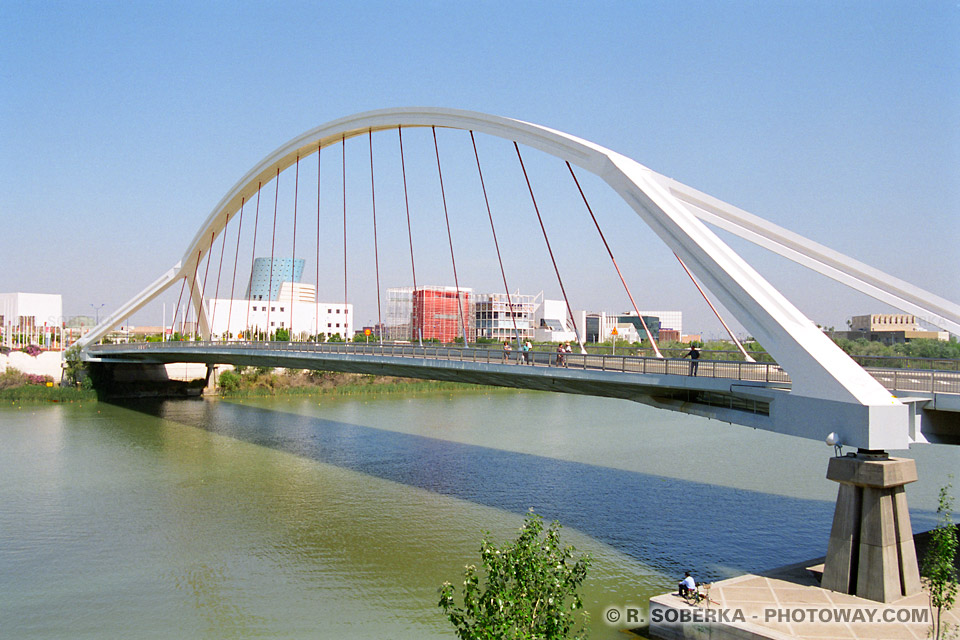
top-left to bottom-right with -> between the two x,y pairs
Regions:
90,340 -> 792,384
87,340 -> 960,395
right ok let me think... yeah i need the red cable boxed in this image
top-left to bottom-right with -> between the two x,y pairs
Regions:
226,197 -> 245,340
246,182 -> 262,338
567,162 -> 662,358
171,276 -> 187,339
210,213 -> 229,338
186,249 -> 202,339
342,135 -> 347,326
470,131 -> 521,347
398,127 -> 419,342
267,167 -> 280,338
514,143 -> 584,351
199,230 -> 215,338
369,130 -> 382,343
316,143 -> 321,339
291,155 -> 299,338
433,126 -> 469,346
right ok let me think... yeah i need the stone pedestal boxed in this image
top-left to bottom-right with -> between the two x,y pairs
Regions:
821,452 -> 922,602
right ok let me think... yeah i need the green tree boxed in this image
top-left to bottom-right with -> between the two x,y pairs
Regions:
274,327 -> 290,341
63,345 -> 84,385
217,370 -> 241,394
923,479 -> 958,640
439,511 -> 590,640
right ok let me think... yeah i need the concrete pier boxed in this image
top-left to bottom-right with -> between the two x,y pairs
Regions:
821,452 -> 921,602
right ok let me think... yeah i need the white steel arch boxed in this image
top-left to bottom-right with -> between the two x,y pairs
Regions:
79,107 -> 957,449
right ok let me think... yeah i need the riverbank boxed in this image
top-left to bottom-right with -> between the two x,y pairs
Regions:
216,369 -> 498,398
0,384 -> 96,404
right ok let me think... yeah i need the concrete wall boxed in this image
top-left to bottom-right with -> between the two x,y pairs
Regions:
0,351 -> 63,379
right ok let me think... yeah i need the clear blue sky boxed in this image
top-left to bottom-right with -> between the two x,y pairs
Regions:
1,1 -> 957,337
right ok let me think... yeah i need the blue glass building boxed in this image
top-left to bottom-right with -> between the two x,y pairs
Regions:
245,257 -> 305,301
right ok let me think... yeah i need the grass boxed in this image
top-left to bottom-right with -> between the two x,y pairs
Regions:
0,384 -> 97,404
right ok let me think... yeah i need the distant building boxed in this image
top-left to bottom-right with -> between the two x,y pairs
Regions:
413,286 -> 473,343
850,314 -> 918,333
206,261 -> 352,339
475,291 -> 541,342
832,313 -> 948,345
1,292 -> 63,348
245,257 -> 305,301
659,328 -> 680,343
386,286 -> 476,342
830,313 -> 947,345
533,298 -> 577,343
637,310 -> 682,337
585,311 -> 661,343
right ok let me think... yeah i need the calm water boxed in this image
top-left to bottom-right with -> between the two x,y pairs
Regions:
1,390 -> 957,638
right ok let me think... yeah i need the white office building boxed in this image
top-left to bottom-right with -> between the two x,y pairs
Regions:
534,299 -> 577,343
206,282 -> 353,340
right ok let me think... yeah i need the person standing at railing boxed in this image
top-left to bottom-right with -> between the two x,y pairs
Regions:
556,342 -> 565,366
523,340 -> 532,365
502,341 -> 512,362
683,345 -> 700,376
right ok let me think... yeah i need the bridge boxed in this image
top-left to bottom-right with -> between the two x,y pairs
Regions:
79,107 -> 960,602
87,340 -> 960,447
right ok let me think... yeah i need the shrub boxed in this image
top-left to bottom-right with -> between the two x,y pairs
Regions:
439,511 -> 590,640
218,370 -> 241,393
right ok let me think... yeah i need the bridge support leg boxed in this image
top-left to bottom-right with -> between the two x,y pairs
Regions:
820,451 -> 922,603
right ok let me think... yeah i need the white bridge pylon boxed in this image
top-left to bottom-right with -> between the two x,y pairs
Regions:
79,107 -> 960,450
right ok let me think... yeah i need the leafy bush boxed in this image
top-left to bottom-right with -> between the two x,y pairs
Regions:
18,345 -> 42,357
439,511 -> 590,640
217,370 -> 241,393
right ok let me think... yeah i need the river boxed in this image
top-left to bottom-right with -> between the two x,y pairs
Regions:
1,390 -> 957,638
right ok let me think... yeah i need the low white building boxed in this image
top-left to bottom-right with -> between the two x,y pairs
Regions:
534,299 -> 577,343
206,283 -> 353,340
0,292 -> 64,348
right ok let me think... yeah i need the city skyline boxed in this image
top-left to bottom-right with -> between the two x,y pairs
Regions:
2,3 -> 957,339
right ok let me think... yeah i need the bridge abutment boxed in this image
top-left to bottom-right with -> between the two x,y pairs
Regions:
820,450 -> 921,602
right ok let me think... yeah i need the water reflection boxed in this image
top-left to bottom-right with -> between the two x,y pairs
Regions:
120,397 -> 859,581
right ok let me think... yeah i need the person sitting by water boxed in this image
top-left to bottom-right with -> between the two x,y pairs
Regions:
678,571 -> 697,599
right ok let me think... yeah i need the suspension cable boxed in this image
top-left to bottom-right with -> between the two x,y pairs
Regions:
342,135 -> 348,332
369,130 -> 383,344
267,167 -> 280,339
186,249 -> 202,339
316,143 -> 321,340
514,143 -> 585,353
470,131 -> 521,349
199,230 -> 215,339
674,253 -> 755,362
567,162 -> 662,358
398,127 -> 421,345
171,276 -> 187,339
291,155 -> 299,339
433,126 -> 469,347
226,197 -> 245,340
210,213 -> 229,339
245,181 -> 262,339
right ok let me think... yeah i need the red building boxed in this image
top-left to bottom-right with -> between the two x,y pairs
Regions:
412,286 -> 473,343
